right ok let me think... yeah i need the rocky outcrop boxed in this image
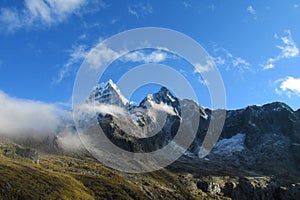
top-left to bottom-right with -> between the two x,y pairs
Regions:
15,145 -> 39,163
100,113 -> 180,152
12,133 -> 61,154
195,177 -> 300,200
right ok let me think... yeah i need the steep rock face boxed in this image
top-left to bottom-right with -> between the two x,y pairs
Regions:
222,102 -> 297,143
99,86 -> 182,153
213,102 -> 300,174
291,108 -> 300,170
97,85 -> 209,154
84,80 -> 300,177
139,86 -> 181,114
179,99 -> 207,153
295,109 -> 300,118
100,114 -> 180,152
88,79 -> 129,107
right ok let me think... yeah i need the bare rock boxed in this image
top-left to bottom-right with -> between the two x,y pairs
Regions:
15,145 -> 39,163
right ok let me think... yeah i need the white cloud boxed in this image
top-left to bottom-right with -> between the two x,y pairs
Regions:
193,58 -> 214,73
277,30 -> 299,58
276,76 -> 300,98
294,4 -> 299,8
232,57 -> 250,68
149,102 -> 177,116
0,8 -> 22,31
58,131 -> 85,151
213,47 -> 252,73
214,56 -> 225,65
263,63 -> 274,70
54,44 -> 89,84
77,102 -> 129,118
0,91 -> 85,150
263,30 -> 299,70
247,5 -> 256,15
56,46 -> 168,83
128,7 -> 139,18
86,45 -> 122,70
198,76 -> 210,85
0,91 -> 62,136
0,0 -> 105,32
128,3 -> 152,19
122,51 -> 167,63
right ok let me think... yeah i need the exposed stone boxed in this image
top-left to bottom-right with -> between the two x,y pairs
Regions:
196,181 -> 221,195
15,145 -> 39,163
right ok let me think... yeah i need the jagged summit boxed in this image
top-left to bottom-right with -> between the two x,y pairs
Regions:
155,86 -> 178,103
88,79 -> 129,106
88,80 -> 182,115
139,86 -> 181,113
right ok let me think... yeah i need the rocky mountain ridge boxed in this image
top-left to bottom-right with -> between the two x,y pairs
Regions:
85,81 -> 300,176
0,80 -> 299,199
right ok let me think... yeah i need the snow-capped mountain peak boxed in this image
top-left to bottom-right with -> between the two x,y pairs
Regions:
88,79 -> 129,106
139,86 -> 181,114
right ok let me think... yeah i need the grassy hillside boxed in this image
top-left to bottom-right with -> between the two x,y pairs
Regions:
0,141 -> 224,200
1,138 -> 298,199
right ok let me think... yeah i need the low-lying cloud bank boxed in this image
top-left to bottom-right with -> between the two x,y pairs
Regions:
0,90 -> 87,151
0,90 -> 62,136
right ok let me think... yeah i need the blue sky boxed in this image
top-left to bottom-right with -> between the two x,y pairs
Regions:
0,0 -> 300,110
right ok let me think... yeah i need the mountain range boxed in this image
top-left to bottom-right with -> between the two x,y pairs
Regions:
86,80 -> 300,172
0,80 -> 299,199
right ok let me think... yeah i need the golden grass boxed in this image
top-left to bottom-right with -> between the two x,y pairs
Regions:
0,149 -> 230,200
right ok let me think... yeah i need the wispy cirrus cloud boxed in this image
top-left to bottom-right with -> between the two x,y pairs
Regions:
122,50 -> 167,63
86,48 -> 169,70
247,5 -> 256,15
275,76 -> 300,98
54,44 -> 89,84
85,45 -> 122,70
262,30 -> 299,70
0,0 -> 106,32
212,47 -> 252,73
193,57 -> 215,73
55,43 -> 122,82
247,5 -> 257,19
128,3 -> 153,19
55,44 -> 169,84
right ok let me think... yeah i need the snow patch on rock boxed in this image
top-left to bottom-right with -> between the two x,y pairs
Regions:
212,133 -> 246,156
